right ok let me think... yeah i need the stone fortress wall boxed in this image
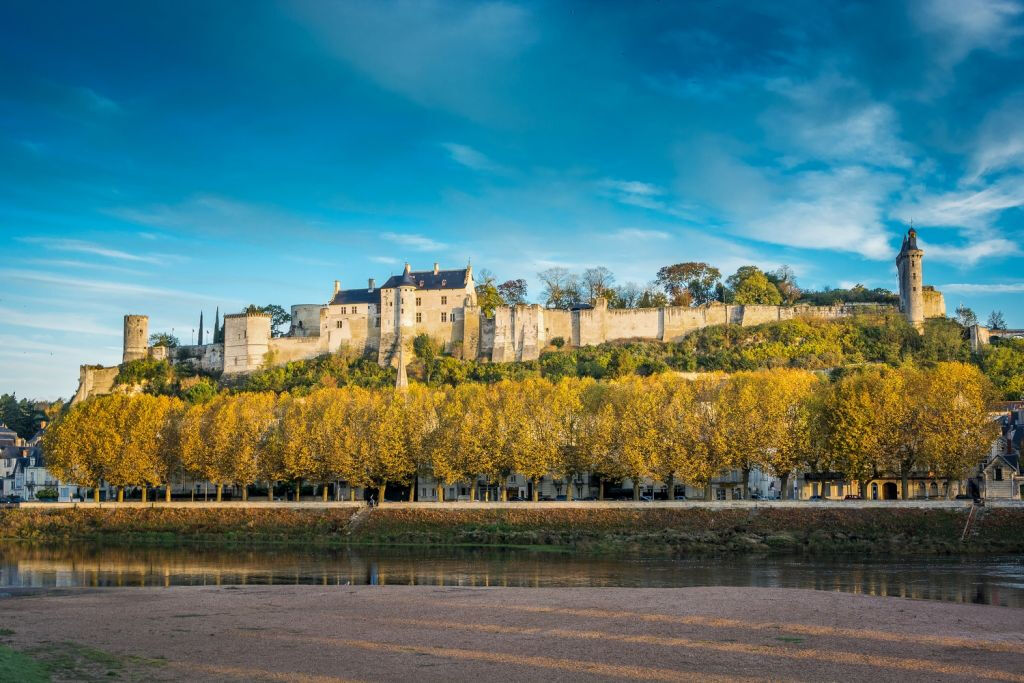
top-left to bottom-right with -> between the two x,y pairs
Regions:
73,229 -> 955,400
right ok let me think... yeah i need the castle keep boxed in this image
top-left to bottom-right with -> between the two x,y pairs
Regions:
75,229 -> 946,399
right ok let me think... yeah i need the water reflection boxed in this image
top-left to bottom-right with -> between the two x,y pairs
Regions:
1,543 -> 1022,607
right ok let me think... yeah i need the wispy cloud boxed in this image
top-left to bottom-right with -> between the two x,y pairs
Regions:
922,237 -> 1021,265
380,232 -> 447,251
370,255 -> 400,265
442,143 -> 506,173
19,237 -> 166,264
0,306 -> 118,336
74,86 -> 120,113
940,282 -> 1024,293
22,258 -> 147,276
912,0 -> 1024,69
0,269 -> 237,304
611,228 -> 671,240
894,175 -> 1024,230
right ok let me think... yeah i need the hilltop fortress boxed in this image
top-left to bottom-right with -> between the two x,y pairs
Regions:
76,229 -> 946,399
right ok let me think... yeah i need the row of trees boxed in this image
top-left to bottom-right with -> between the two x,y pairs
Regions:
44,363 -> 997,503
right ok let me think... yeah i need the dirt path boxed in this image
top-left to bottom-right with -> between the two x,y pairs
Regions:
2,586 -> 1022,681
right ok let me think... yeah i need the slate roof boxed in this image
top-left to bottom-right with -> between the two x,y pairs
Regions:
329,288 -> 383,306
381,268 -> 469,291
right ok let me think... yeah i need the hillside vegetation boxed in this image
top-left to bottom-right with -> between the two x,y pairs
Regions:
113,313 -> 1024,400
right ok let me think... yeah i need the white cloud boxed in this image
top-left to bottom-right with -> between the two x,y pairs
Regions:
940,282 -> 1024,293
0,306 -> 118,336
913,0 -> 1023,67
921,237 -> 1021,265
291,1 -> 536,121
74,86 -> 120,113
19,237 -> 164,264
970,93 -> 1024,179
895,174 -> 1024,230
380,232 -> 447,252
370,255 -> 400,265
0,269 -> 236,305
442,143 -> 505,172
762,74 -> 913,168
611,228 -> 671,241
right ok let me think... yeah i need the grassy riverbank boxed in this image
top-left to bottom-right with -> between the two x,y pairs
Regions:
3,505 -> 1022,554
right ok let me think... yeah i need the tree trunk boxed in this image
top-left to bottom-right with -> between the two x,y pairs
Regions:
295,480 -> 302,502
268,480 -> 274,502
599,480 -> 605,501
117,486 -> 123,503
437,484 -> 444,502
500,477 -> 508,502
377,480 -> 386,504
741,467 -> 750,500
859,479 -> 867,499
704,484 -> 713,502
321,484 -> 328,502
566,479 -> 574,501
242,486 -> 248,502
94,487 -> 100,503
165,484 -> 171,502
531,477 -> 539,502
780,472 -> 791,501
409,474 -> 417,502
216,483 -> 223,502
633,480 -> 640,501
141,487 -> 147,503
336,480 -> 342,502
350,488 -> 356,502
901,469 -> 910,500
946,478 -> 955,500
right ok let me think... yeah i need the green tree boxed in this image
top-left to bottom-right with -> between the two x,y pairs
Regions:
987,310 -> 1007,330
149,333 -> 179,348
497,279 -> 528,305
954,304 -> 978,327
474,270 -> 505,316
655,262 -> 721,306
726,266 -> 783,305
251,304 -> 292,336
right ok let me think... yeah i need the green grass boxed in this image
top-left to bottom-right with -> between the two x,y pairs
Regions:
0,645 -> 50,682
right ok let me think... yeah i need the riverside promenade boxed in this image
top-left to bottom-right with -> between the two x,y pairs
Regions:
15,499 -> 1024,509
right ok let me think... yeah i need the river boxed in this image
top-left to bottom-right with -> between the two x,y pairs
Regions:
1,543 -> 1022,608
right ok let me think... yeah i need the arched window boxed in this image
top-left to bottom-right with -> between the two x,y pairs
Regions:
871,483 -> 879,500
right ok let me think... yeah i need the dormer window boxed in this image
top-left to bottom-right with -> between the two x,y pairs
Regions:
441,279 -> 446,286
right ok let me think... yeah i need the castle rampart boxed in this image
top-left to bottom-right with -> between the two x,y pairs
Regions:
74,230 -> 956,401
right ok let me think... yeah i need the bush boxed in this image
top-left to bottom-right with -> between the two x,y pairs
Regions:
34,487 -> 58,501
550,336 -> 565,349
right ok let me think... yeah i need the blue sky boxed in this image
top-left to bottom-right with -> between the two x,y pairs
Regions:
3,0 -> 1024,399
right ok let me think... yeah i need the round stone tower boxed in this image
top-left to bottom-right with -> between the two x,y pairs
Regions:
123,314 -> 149,363
895,228 -> 924,331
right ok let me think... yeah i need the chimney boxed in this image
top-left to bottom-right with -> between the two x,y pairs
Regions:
333,280 -> 340,296
433,262 -> 439,275
368,278 -> 376,292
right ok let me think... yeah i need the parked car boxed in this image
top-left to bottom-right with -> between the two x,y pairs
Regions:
639,495 -> 654,502
674,495 -> 687,501
843,494 -> 863,500
808,495 -> 824,501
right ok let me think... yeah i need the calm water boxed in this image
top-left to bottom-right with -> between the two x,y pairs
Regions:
2,543 -> 1022,608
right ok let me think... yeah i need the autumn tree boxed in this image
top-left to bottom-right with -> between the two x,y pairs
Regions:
920,363 -> 1000,497
356,389 -> 415,503
497,279 -> 528,306
756,369 -> 821,499
43,398 -> 117,502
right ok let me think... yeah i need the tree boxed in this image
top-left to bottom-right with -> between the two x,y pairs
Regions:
608,282 -> 642,309
756,369 -> 821,499
726,266 -> 783,305
822,367 -> 904,497
987,311 -> 1007,330
655,262 -> 721,306
474,269 -> 505,316
538,267 -> 583,309
355,389 -> 415,503
636,284 -> 669,309
767,266 -> 801,304
252,304 -> 292,337
413,333 -> 440,383
43,398 -> 117,502
497,279 -> 528,306
954,304 -> 978,328
920,363 -> 1000,497
149,333 -> 179,348
581,267 -> 615,304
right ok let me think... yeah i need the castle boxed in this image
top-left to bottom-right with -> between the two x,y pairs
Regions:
75,228 -> 946,400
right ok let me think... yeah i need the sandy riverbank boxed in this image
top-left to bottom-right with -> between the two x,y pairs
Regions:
2,585 -> 1022,681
